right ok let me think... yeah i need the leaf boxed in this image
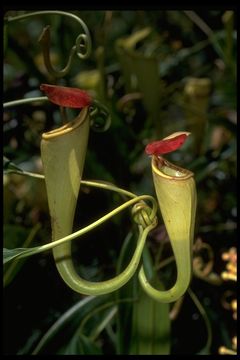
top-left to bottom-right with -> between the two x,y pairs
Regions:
89,307 -> 117,341
3,224 -> 29,249
130,278 -> 171,355
115,231 -> 138,354
32,295 -> 111,354
40,84 -> 92,108
130,54 -> 164,124
3,156 -> 23,172
4,223 -> 41,286
3,247 -> 35,264
62,333 -> 102,355
196,346 -> 210,355
119,27 -> 152,50
130,247 -> 171,355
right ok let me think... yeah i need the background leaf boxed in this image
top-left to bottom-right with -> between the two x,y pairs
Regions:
3,247 -> 36,265
130,247 -> 171,355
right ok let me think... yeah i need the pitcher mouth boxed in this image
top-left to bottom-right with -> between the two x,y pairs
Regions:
42,107 -> 89,140
152,155 -> 193,180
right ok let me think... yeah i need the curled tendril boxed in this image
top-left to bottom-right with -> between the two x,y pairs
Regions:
5,10 -> 92,79
75,33 -> 91,59
89,100 -> 111,132
38,25 -> 91,78
38,25 -> 73,78
193,239 -> 214,277
132,201 -> 157,228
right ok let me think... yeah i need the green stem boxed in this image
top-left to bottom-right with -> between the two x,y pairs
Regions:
4,169 -> 45,179
187,287 -> 212,352
4,169 -> 158,295
5,10 -> 89,35
4,168 -> 138,199
12,195 -> 157,260
155,255 -> 174,271
3,96 -> 48,109
14,214 -> 156,296
81,180 -> 137,199
5,10 -> 92,60
60,106 -> 68,124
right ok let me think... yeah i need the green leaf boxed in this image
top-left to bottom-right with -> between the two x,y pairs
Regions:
118,28 -> 152,50
32,295 -> 110,354
115,231 -> 138,354
3,247 -> 35,264
4,223 -> 41,286
62,333 -> 102,355
130,247 -> 171,355
130,278 -> 171,355
116,33 -> 169,131
3,156 -> 23,172
89,306 -> 117,341
196,346 -> 210,355
3,224 -> 29,249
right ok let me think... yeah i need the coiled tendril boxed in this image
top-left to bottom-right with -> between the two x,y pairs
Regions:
89,100 -> 111,132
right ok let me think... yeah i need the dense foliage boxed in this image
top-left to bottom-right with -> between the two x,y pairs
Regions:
3,10 -> 236,355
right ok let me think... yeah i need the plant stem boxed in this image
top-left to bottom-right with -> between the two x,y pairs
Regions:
12,195 -> 157,261
5,10 -> 90,40
155,255 -> 175,270
4,169 -> 138,199
5,10 -> 91,59
3,96 -> 48,109
188,287 -> 212,352
60,106 -> 68,124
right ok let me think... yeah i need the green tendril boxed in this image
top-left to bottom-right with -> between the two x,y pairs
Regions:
89,100 -> 112,132
5,11 -> 92,78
